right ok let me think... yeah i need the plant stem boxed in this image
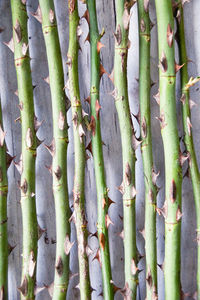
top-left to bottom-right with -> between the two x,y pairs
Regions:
137,1 -> 157,299
10,1 -> 37,299
86,1 -> 114,299
114,1 -> 137,298
36,1 -> 70,299
175,3 -> 200,299
0,98 -> 8,299
67,1 -> 91,299
154,1 -> 182,299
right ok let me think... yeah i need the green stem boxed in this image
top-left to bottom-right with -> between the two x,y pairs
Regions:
10,1 -> 37,299
155,1 -> 182,299
67,1 -> 91,299
137,1 -> 157,299
0,98 -> 8,299
36,1 -> 70,299
86,1 -> 114,299
114,1 -> 137,298
175,3 -> 200,299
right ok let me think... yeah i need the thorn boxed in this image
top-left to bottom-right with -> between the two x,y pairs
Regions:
34,116 -> 43,132
31,5 -> 42,24
132,133 -> 142,151
69,211 -> 76,223
159,51 -> 168,73
100,64 -> 107,78
153,90 -> 160,105
14,155 -> 23,175
18,276 -> 28,297
95,99 -> 101,119
82,9 -> 90,25
139,228 -> 145,240
0,124 -> 6,147
64,235 -> 74,255
117,230 -> 124,240
34,286 -> 45,296
86,141 -> 93,155
105,214 -> 114,228
6,153 -> 15,169
175,61 -> 184,73
167,23 -> 174,48
186,116 -> 192,136
109,69 -> 114,83
84,33 -> 90,43
156,111 -> 167,129
4,38 -> 14,52
97,41 -> 105,53
189,99 -> 196,109
8,243 -> 16,255
176,205 -> 183,222
92,248 -> 102,267
44,139 -> 55,157
84,96 -> 91,104
43,76 -> 50,85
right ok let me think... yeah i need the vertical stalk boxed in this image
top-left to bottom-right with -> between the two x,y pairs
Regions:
10,1 -> 37,299
34,1 -> 70,299
114,1 -> 137,298
175,3 -> 200,299
137,1 -> 157,299
0,98 -> 8,299
67,1 -> 91,299
86,1 -> 114,299
155,1 -> 182,299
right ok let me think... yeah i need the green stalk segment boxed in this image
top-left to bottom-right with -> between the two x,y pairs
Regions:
154,1 -> 182,299
175,3 -> 200,298
137,1 -> 157,299
10,1 -> 37,299
35,1 -> 70,299
0,98 -> 8,299
86,1 -> 114,299
67,1 -> 91,299
113,1 -> 137,298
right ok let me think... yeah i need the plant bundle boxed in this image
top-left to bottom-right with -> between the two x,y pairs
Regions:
67,0 -> 91,299
137,0 -> 157,299
155,1 -> 182,299
175,2 -> 200,298
113,0 -> 137,298
33,1 -> 70,299
10,1 -> 38,299
0,98 -> 8,299
86,0 -> 114,299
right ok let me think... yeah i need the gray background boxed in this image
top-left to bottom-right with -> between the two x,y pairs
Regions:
0,0 -> 199,299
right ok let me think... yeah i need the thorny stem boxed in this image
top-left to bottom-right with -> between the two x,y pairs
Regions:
86,0 -> 114,299
114,0 -> 137,298
175,2 -> 200,299
10,1 -> 38,299
67,1 -> 91,299
155,1 -> 182,299
36,1 -> 70,299
137,0 -> 157,299
0,98 -> 8,299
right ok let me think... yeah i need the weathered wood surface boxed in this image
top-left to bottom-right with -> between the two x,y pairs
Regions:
0,0 -> 199,299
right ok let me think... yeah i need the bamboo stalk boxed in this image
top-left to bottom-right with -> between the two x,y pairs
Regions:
86,1 -> 114,299
33,1 -> 70,299
137,1 -> 157,299
154,1 -> 182,299
67,1 -> 91,299
113,1 -> 137,298
175,3 -> 200,299
10,1 -> 37,299
0,98 -> 8,299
